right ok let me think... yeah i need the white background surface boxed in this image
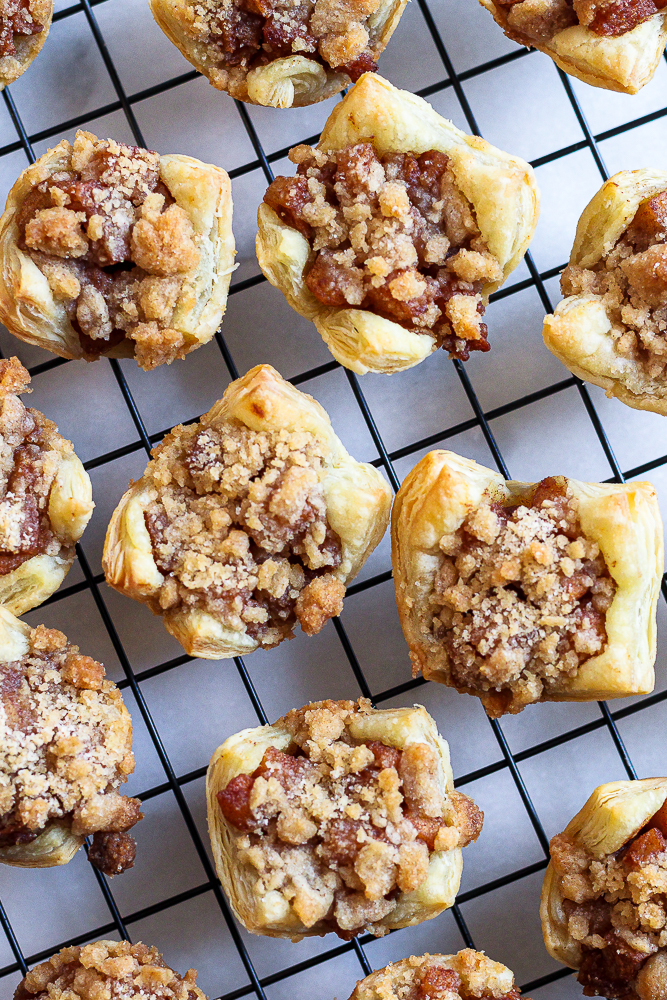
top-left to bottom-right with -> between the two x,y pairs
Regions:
1,1 -> 667,998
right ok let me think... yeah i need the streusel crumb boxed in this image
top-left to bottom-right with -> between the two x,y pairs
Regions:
489,0 -> 666,45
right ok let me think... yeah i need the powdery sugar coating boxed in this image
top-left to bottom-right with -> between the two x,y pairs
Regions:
144,419 -> 345,645
490,0 -> 667,43
430,477 -> 616,717
15,940 -> 206,1000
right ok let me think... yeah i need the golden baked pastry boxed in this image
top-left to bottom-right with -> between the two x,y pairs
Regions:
103,363 -> 392,660
0,608 -> 141,874
207,698 -> 483,940
391,450 -> 663,717
543,170 -> 667,414
479,0 -> 667,94
347,951 -> 529,1000
0,0 -> 52,89
0,130 -> 235,371
541,778 -> 667,1000
0,356 -> 93,615
148,0 -> 406,108
14,940 -> 207,1000
256,73 -> 539,375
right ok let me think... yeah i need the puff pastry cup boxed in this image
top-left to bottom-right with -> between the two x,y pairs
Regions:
256,73 -> 540,375
541,779 -> 667,1000
479,1 -> 667,95
148,0 -> 405,108
391,450 -> 663,718
543,170 -> 667,415
103,364 -> 392,660
0,608 -> 141,875
0,129 -> 235,371
207,698 -> 483,940
0,357 -> 93,614
0,0 -> 52,89
15,940 -> 207,1000
347,951 -> 529,1000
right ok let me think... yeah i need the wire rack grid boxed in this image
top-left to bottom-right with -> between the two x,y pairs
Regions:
1,2 -> 667,999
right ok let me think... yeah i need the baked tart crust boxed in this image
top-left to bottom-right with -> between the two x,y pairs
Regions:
0,0 -> 53,90
347,950 -> 528,1000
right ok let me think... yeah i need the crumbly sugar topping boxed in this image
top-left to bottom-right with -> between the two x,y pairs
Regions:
0,357 -> 71,574
562,189 -> 667,384
490,0 -> 667,44
354,952 -> 523,1000
217,699 -> 483,938
17,131 -> 201,370
181,0 -> 382,87
264,143 -> 503,361
15,940 -> 206,1000
429,477 -> 616,717
551,802 -> 667,999
0,0 -> 45,58
143,417 -> 346,645
0,624 -> 140,848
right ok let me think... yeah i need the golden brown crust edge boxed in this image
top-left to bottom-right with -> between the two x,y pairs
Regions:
348,951 -> 519,1000
0,0 -> 54,90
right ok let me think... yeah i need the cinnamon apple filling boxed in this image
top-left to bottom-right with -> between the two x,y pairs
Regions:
365,955 -> 523,1000
16,131 -> 201,371
0,0 -> 43,56
142,417 -> 347,646
429,477 -> 616,716
490,0 -> 667,44
217,700 -> 483,938
264,142 -> 504,361
562,190 -> 667,381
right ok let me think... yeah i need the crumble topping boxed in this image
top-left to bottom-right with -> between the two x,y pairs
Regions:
550,800 -> 667,1000
0,357 -> 74,575
0,0 -> 44,57
0,624 -> 140,874
351,952 -> 525,1000
489,0 -> 667,45
17,130 -> 201,371
264,143 -> 503,362
179,0 -> 383,90
15,940 -> 206,1000
428,476 -> 616,717
143,416 -> 346,646
562,189 -> 667,384
217,699 -> 483,938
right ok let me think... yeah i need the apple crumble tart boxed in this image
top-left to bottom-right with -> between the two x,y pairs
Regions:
0,356 -> 93,615
0,130 -> 235,370
207,700 -> 483,939
542,779 -> 667,1000
485,0 -> 667,44
103,364 -> 391,659
0,610 -> 141,874
392,451 -> 663,717
347,951 -> 529,1000
14,940 -> 207,1000
148,0 -> 406,107
0,0 -> 52,89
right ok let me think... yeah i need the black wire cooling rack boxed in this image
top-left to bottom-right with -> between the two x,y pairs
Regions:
2,2 -> 667,997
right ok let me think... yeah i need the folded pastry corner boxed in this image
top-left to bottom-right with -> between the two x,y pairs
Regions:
0,0 -> 53,90
480,0 -> 667,94
0,129 -> 235,371
0,607 -> 141,874
0,355 -> 93,615
348,950 -> 529,1000
392,449 -> 663,717
207,698 -> 483,939
103,363 -> 392,659
541,778 -> 667,1000
148,0 -> 406,107
256,73 -> 539,375
14,939 -> 207,1000
544,169 -> 667,414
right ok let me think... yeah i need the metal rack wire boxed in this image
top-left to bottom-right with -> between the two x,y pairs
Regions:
1,2 -> 667,997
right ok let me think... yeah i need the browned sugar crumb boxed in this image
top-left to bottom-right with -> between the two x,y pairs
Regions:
429,476 -> 616,717
18,131 -> 201,371
562,189 -> 667,383
356,952 -> 525,1000
15,940 -> 206,1000
144,418 -> 345,646
489,0 -> 667,44
217,699 -> 483,938
264,143 -> 503,362
0,357 -> 72,574
0,0 -> 44,59
0,624 -> 140,849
